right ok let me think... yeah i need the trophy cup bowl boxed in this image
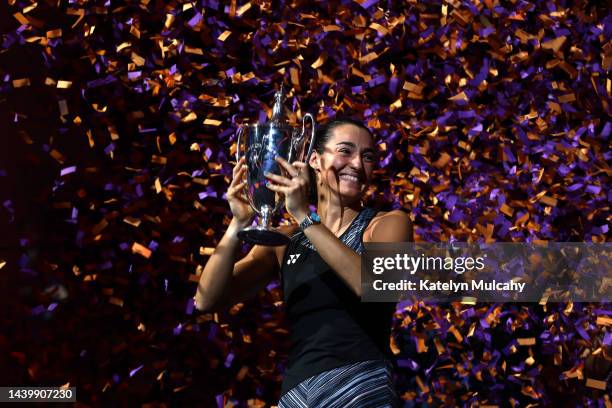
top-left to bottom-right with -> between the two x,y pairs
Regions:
235,113 -> 316,246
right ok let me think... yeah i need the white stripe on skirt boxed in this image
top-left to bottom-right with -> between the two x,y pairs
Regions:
278,359 -> 400,408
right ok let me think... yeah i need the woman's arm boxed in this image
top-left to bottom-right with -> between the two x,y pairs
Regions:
194,220 -> 293,313
194,218 -> 248,312
299,209 -> 413,297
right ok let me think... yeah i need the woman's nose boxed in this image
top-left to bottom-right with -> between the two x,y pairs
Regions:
350,152 -> 363,169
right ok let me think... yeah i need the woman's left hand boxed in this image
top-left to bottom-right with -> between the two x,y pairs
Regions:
265,157 -> 310,223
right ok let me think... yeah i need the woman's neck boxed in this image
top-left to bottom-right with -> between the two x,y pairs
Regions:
316,194 -> 363,236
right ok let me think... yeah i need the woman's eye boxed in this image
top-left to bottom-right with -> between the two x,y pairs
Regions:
338,149 -> 351,155
363,154 -> 374,162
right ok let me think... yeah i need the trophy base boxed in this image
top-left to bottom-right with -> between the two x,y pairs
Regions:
238,226 -> 290,246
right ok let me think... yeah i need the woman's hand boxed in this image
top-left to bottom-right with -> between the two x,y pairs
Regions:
264,157 -> 310,223
227,156 -> 254,227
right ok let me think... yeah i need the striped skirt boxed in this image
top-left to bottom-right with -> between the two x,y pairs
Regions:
277,359 -> 400,408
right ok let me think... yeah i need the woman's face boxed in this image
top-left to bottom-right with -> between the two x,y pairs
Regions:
310,124 -> 376,201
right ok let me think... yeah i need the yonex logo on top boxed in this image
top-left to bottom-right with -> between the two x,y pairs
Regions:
287,254 -> 301,264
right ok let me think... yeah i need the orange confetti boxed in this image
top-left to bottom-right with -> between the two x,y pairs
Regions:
236,2 -> 251,16
203,118 -> 222,126
500,203 -> 514,217
359,51 -> 378,64
323,25 -> 342,32
86,129 -> 95,148
517,338 -> 536,346
585,378 -> 607,390
449,91 -> 468,102
91,219 -> 109,235
539,195 -> 558,207
12,78 -> 31,87
542,36 -> 567,52
13,12 -> 29,25
595,316 -> 612,326
123,217 -> 141,227
369,22 -> 389,35
132,242 -> 152,259
558,93 -> 576,103
46,29 -> 62,38
109,297 -> 124,307
218,30 -> 231,42
310,55 -> 325,69
403,81 -> 424,94
185,46 -> 203,55
181,112 -> 197,122
200,247 -> 215,256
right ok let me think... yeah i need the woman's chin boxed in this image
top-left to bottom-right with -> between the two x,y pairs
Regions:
337,185 -> 364,200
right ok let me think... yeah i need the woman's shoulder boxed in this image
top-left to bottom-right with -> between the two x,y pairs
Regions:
369,208 -> 411,223
364,208 -> 412,241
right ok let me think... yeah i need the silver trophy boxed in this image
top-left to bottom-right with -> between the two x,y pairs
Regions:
235,86 -> 316,246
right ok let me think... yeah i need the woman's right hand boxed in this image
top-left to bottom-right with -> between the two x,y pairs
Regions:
227,156 -> 254,227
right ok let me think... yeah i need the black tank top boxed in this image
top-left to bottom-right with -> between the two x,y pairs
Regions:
279,207 -> 397,396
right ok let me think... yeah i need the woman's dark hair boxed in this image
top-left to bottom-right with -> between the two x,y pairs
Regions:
306,117 -> 375,203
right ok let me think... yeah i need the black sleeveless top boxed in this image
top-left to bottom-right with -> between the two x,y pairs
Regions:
279,207 -> 397,396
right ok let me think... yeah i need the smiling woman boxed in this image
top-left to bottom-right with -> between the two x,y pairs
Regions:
194,117 -> 412,408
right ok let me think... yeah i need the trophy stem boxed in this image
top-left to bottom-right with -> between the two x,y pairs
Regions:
237,205 -> 290,246
260,205 -> 272,229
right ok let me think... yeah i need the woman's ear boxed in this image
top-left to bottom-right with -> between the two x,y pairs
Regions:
308,151 -> 319,171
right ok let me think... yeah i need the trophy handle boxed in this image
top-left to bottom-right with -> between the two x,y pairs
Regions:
235,124 -> 246,161
234,124 -> 258,211
301,113 -> 316,162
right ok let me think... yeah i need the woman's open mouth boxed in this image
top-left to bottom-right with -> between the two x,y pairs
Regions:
339,174 -> 361,183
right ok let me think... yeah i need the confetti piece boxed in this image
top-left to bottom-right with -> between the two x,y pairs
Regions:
539,195 -> 558,207
13,12 -> 29,24
585,378 -> 607,390
91,219 -> 108,235
542,36 -> 567,52
131,242 -> 152,259
57,80 -> 72,89
60,166 -> 77,176
129,364 -> 144,377
123,217 -> 141,227
448,91 -> 468,102
323,25 -> 342,32
359,51 -> 378,64
218,31 -> 231,42
558,93 -> 576,103
311,55 -> 325,69
203,118 -> 222,126
184,46 -> 203,55
236,3 -> 251,17
12,78 -> 31,87
200,247 -> 215,256
595,316 -> 612,326
109,297 -> 124,307
403,81 -> 424,94
50,149 -> 66,164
